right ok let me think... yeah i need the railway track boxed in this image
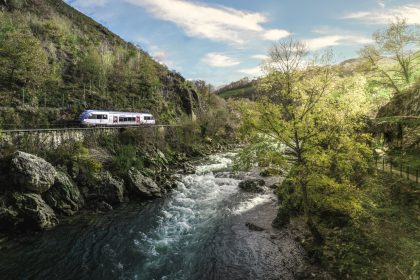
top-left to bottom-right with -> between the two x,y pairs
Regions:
1,125 -> 180,133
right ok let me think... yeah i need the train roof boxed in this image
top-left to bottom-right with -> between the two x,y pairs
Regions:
82,110 -> 153,115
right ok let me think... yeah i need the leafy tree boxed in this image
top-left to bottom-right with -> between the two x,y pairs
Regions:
360,18 -> 420,94
237,38 -> 372,242
0,28 -> 49,90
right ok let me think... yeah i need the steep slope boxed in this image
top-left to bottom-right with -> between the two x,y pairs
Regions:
0,0 -> 200,128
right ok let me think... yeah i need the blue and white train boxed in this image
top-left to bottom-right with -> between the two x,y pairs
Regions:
79,110 -> 156,126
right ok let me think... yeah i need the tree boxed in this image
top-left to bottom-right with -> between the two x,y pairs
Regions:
0,30 -> 49,90
237,38 -> 371,243
360,18 -> 420,94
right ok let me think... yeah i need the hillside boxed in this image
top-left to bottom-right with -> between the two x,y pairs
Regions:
216,78 -> 258,100
376,83 -> 420,148
0,0 -> 200,128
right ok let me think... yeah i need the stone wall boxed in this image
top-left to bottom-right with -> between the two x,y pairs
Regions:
0,126 -> 174,151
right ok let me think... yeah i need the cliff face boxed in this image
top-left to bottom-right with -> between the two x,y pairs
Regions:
377,87 -> 420,118
0,0 -> 200,128
377,86 -> 420,148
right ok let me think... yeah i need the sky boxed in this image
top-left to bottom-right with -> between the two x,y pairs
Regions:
65,0 -> 420,86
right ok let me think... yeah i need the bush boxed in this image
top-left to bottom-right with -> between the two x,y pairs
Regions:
109,144 -> 143,176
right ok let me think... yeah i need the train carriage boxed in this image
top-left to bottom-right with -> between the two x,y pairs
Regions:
79,110 -> 155,126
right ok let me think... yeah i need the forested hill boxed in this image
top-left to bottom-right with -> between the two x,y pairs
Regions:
0,0 -> 200,128
215,78 -> 258,100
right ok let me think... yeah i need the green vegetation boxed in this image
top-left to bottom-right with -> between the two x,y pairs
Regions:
0,0 -> 201,128
216,81 -> 257,100
299,171 -> 420,279
388,148 -> 420,170
360,18 -> 419,95
234,19 -> 420,279
237,38 -> 373,243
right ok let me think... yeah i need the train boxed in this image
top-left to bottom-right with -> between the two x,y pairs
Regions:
79,110 -> 156,126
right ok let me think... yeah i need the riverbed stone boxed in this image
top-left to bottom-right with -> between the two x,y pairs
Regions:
245,222 -> 265,231
238,179 -> 266,193
42,171 -> 84,216
10,151 -> 56,193
127,168 -> 162,198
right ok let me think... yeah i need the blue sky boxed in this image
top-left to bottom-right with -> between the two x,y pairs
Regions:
65,0 -> 420,86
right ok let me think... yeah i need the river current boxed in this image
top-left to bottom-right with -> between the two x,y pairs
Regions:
0,153 -> 305,280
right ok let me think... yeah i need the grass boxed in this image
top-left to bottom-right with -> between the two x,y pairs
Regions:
311,171 -> 420,279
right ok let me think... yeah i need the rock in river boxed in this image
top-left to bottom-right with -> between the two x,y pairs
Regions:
91,172 -> 125,205
43,171 -> 84,216
127,168 -> 162,198
10,151 -> 56,194
0,193 -> 58,231
238,179 -> 266,193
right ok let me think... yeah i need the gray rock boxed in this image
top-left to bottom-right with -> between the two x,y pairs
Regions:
7,193 -> 58,230
127,168 -> 162,198
43,171 -> 84,216
95,201 -> 113,212
245,222 -> 265,231
89,172 -> 124,205
10,151 -> 56,193
238,179 -> 266,193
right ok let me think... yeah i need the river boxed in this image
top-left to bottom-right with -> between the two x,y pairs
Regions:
0,153 -> 306,280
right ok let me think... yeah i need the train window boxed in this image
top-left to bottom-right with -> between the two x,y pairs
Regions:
103,115 -> 108,119
96,115 -> 102,119
88,114 -> 96,119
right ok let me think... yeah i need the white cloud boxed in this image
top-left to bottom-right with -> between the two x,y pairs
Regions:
262,29 -> 291,41
152,51 -> 167,62
125,0 -> 290,45
304,35 -> 373,51
238,66 -> 264,77
202,53 -> 240,67
305,35 -> 343,51
342,4 -> 420,25
252,54 -> 269,61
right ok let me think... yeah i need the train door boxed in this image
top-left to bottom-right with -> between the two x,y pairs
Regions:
113,115 -> 118,125
136,116 -> 140,125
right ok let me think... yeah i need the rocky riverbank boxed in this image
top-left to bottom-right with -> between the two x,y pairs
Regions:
0,143 -> 228,237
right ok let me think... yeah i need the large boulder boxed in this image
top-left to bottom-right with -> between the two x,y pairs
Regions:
0,193 -> 58,231
83,172 -> 124,205
238,179 -> 266,193
43,171 -> 84,216
127,168 -> 162,198
10,151 -> 56,193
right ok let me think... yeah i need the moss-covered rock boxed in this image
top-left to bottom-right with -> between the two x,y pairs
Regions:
82,172 -> 124,205
126,168 -> 162,198
42,171 -> 84,216
0,192 -> 59,231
